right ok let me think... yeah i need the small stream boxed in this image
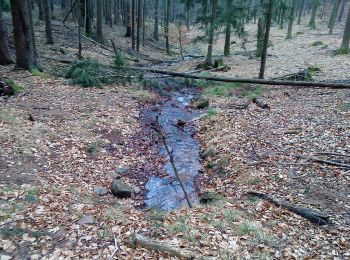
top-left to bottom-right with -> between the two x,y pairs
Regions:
144,87 -> 204,211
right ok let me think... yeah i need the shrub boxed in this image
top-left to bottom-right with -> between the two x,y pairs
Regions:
65,58 -> 115,87
114,51 -> 128,69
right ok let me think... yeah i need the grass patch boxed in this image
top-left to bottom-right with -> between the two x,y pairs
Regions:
0,110 -> 19,125
239,221 -> 270,242
206,108 -> 218,118
85,143 -> 99,155
247,175 -> 261,185
205,82 -> 241,97
340,102 -> 350,111
242,86 -> 264,100
134,89 -> 154,102
335,48 -> 349,55
168,215 -> 191,234
31,69 -> 46,77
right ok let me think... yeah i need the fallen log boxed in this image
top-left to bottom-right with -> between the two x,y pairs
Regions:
294,154 -> 350,169
130,234 -> 197,259
248,192 -> 330,225
133,68 -> 350,89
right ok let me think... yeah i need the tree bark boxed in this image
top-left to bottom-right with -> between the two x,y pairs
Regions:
205,0 -> 218,66
11,0 -> 38,70
286,0 -> 297,39
136,0 -> 141,52
165,0 -> 170,54
0,2 -> 13,64
256,0 -> 266,57
308,0 -> 319,29
44,0 -> 54,44
297,0 -> 305,24
340,4 -> 350,51
96,0 -> 103,43
132,0 -> 135,49
125,0 -> 131,37
259,0 -> 274,79
153,0 -> 159,40
329,0 -> 340,34
338,0 -> 346,21
224,0 -> 232,56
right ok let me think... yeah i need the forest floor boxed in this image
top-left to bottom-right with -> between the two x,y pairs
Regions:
1,14 -> 350,259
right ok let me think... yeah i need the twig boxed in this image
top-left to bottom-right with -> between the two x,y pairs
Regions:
109,235 -> 119,260
314,152 -> 350,158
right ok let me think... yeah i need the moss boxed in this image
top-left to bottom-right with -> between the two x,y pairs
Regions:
242,86 -> 265,100
205,82 -> 241,97
4,78 -> 24,94
31,69 -> 46,77
310,41 -> 324,46
340,102 -> 350,111
335,48 -> 349,55
206,108 -> 218,118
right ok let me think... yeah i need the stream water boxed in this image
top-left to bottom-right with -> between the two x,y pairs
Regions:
144,87 -> 203,211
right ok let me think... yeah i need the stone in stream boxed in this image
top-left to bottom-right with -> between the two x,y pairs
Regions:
111,180 -> 133,198
193,98 -> 209,109
77,215 -> 94,225
93,185 -> 109,196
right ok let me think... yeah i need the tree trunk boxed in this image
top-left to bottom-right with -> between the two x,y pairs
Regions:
44,0 -> 54,44
142,0 -> 145,46
308,0 -> 319,29
205,0 -> 218,66
224,0 -> 232,56
96,0 -> 103,43
340,4 -> 350,51
10,0 -> 38,70
297,0 -> 305,24
329,0 -> 340,34
287,0 -> 297,39
338,0 -> 346,21
38,0 -> 44,20
153,0 -> 159,40
85,0 -> 92,36
259,0 -> 274,79
165,0 -> 170,54
0,2 -> 13,64
77,0 -> 82,59
125,0 -> 131,37
132,0 -> 135,49
136,0 -> 141,51
256,0 -> 266,57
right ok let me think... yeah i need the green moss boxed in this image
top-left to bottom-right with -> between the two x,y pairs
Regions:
4,78 -> 24,94
310,41 -> 324,46
340,102 -> 350,111
335,48 -> 349,55
242,86 -> 265,100
206,108 -> 218,118
205,82 -> 240,97
31,69 -> 45,77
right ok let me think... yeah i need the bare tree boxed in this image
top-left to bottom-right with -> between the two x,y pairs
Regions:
340,4 -> 350,51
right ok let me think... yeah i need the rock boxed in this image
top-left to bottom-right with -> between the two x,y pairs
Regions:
111,180 -> 133,198
194,99 -> 209,109
115,167 -> 130,175
132,185 -> 141,194
109,172 -> 122,179
77,215 -> 94,225
93,185 -> 109,196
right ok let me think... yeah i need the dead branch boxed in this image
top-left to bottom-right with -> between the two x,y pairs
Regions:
132,68 -> 350,89
314,152 -> 350,158
248,192 -> 330,225
294,154 -> 350,169
130,234 -> 197,259
155,116 -> 193,208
